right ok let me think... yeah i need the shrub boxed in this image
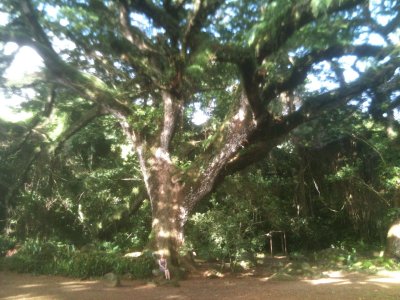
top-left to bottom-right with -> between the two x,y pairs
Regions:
0,235 -> 16,257
0,239 -> 155,279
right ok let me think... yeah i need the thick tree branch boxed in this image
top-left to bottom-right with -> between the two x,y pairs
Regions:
118,0 -> 155,52
13,0 -> 135,123
215,43 -> 384,119
160,91 -> 183,150
4,85 -> 56,157
382,13 -> 400,36
183,0 -> 224,51
214,44 -> 251,65
218,140 -> 281,180
53,105 -> 107,154
209,55 -> 400,188
182,39 -> 387,204
20,0 -> 54,49
184,92 -> 257,211
262,44 -> 388,104
388,95 -> 400,111
128,0 -> 180,38
372,74 -> 400,112
362,1 -> 400,41
277,57 -> 400,134
214,44 -> 266,117
256,0 -> 366,63
9,0 -> 168,102
239,56 -> 265,119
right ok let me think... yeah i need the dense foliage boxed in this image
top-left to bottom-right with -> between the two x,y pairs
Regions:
0,0 -> 399,273
0,238 -> 155,278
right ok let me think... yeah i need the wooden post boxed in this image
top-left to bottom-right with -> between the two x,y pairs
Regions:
283,232 -> 288,255
266,230 -> 288,257
270,234 -> 273,257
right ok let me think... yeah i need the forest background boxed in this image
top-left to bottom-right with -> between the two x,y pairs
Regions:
0,0 -> 400,278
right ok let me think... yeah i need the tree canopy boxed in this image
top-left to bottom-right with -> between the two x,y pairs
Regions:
1,0 -> 399,263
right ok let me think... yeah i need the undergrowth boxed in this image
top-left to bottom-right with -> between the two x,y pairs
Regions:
275,243 -> 400,279
0,239 -> 155,279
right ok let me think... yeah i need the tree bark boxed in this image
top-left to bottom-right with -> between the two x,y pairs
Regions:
386,182 -> 400,259
150,191 -> 186,266
147,156 -> 187,266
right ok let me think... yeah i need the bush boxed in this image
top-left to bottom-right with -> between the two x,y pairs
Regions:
0,235 -> 16,257
0,239 -> 155,279
66,250 -> 155,278
308,245 -> 400,273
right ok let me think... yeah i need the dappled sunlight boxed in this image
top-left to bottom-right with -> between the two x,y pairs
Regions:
19,284 -> 45,288
2,279 -> 100,300
158,229 -> 171,238
2,294 -> 34,300
58,280 -> 98,292
304,277 -> 348,285
2,269 -> 400,300
258,276 -> 272,282
367,270 -> 400,284
124,251 -> 143,258
387,223 -> 400,238
376,270 -> 400,278
155,147 -> 172,163
334,281 -> 354,286
58,281 -> 95,287
302,270 -> 400,288
1,278 -> 114,300
322,270 -> 345,278
59,285 -> 92,292
133,283 -> 157,290
302,271 -> 357,286
316,270 -> 361,285
258,267 -> 400,290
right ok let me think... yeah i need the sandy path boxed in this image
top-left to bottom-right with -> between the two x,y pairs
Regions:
1,270 -> 400,300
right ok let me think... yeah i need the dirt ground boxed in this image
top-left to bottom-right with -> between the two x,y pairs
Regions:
1,269 -> 400,300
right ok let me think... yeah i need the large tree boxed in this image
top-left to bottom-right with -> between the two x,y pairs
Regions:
1,0 -> 399,264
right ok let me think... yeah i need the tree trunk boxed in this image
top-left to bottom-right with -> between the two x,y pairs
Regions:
386,182 -> 400,259
385,219 -> 400,259
151,197 -> 186,266
296,160 -> 308,217
141,148 -> 188,267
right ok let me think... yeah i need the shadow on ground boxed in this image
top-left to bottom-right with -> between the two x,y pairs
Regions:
1,269 -> 400,300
